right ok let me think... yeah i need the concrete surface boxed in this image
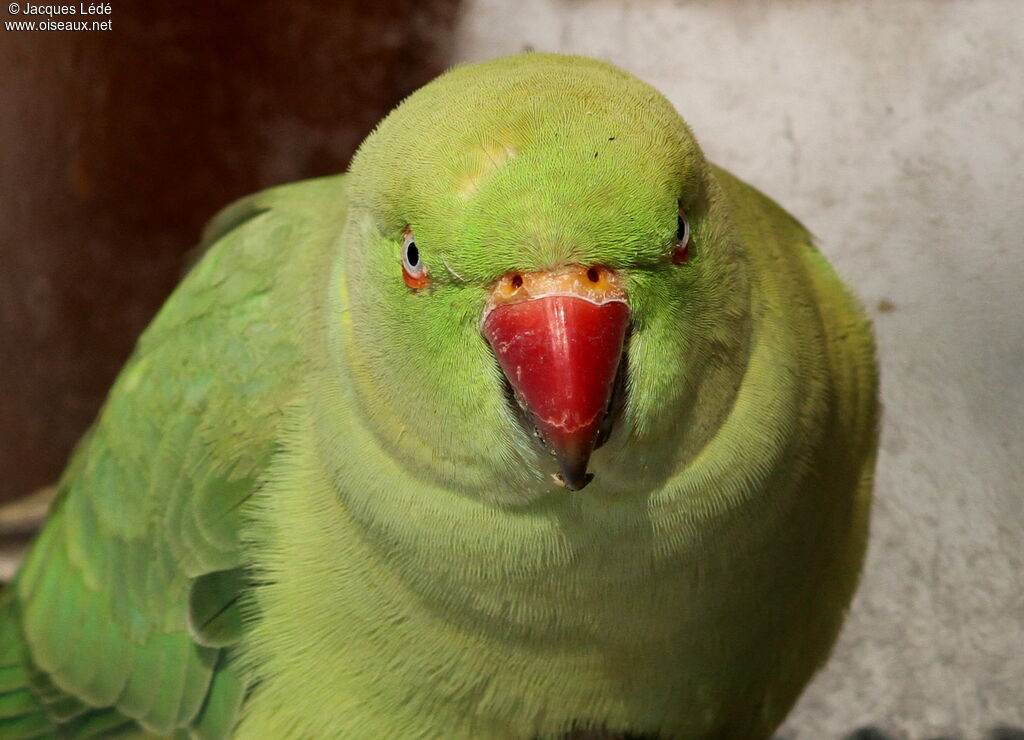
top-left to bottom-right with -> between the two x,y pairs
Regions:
454,1 -> 1024,737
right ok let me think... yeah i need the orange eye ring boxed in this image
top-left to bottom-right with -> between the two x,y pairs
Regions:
402,264 -> 430,290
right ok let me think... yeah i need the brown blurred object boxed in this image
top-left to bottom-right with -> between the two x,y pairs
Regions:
0,486 -> 56,583
0,0 -> 461,502
0,485 -> 55,537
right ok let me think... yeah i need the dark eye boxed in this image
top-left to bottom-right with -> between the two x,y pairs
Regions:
672,204 -> 691,264
401,226 -> 429,289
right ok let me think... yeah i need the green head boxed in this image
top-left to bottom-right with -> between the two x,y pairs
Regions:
331,53 -> 750,506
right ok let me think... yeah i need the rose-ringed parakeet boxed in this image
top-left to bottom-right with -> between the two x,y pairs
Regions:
0,53 -> 879,739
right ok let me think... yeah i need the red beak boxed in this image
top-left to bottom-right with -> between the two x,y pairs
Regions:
481,265 -> 629,490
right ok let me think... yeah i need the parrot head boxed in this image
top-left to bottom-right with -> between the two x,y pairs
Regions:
336,53 -> 749,505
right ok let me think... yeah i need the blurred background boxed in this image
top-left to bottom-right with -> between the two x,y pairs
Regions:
1,0 -> 1021,738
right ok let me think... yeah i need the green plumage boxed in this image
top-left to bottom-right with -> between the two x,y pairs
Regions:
1,53 -> 878,739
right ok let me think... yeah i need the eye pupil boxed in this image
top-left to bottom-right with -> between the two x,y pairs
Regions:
676,214 -> 686,242
406,242 -> 419,267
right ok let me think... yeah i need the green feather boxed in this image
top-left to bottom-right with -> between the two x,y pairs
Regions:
188,569 -> 245,649
6,175 -> 347,736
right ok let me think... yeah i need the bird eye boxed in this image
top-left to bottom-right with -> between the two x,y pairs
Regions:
401,226 -> 430,289
672,204 -> 691,264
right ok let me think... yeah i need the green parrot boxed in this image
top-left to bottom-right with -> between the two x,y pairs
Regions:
0,53 -> 879,739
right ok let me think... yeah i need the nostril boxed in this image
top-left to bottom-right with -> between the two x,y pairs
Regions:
510,274 -> 523,289
586,267 -> 600,283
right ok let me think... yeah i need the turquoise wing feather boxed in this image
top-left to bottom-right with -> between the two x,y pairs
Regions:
3,175 -> 347,737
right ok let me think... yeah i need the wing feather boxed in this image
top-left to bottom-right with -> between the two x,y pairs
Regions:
10,175 -> 347,735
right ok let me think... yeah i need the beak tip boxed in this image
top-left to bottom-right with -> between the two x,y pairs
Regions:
552,469 -> 595,492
